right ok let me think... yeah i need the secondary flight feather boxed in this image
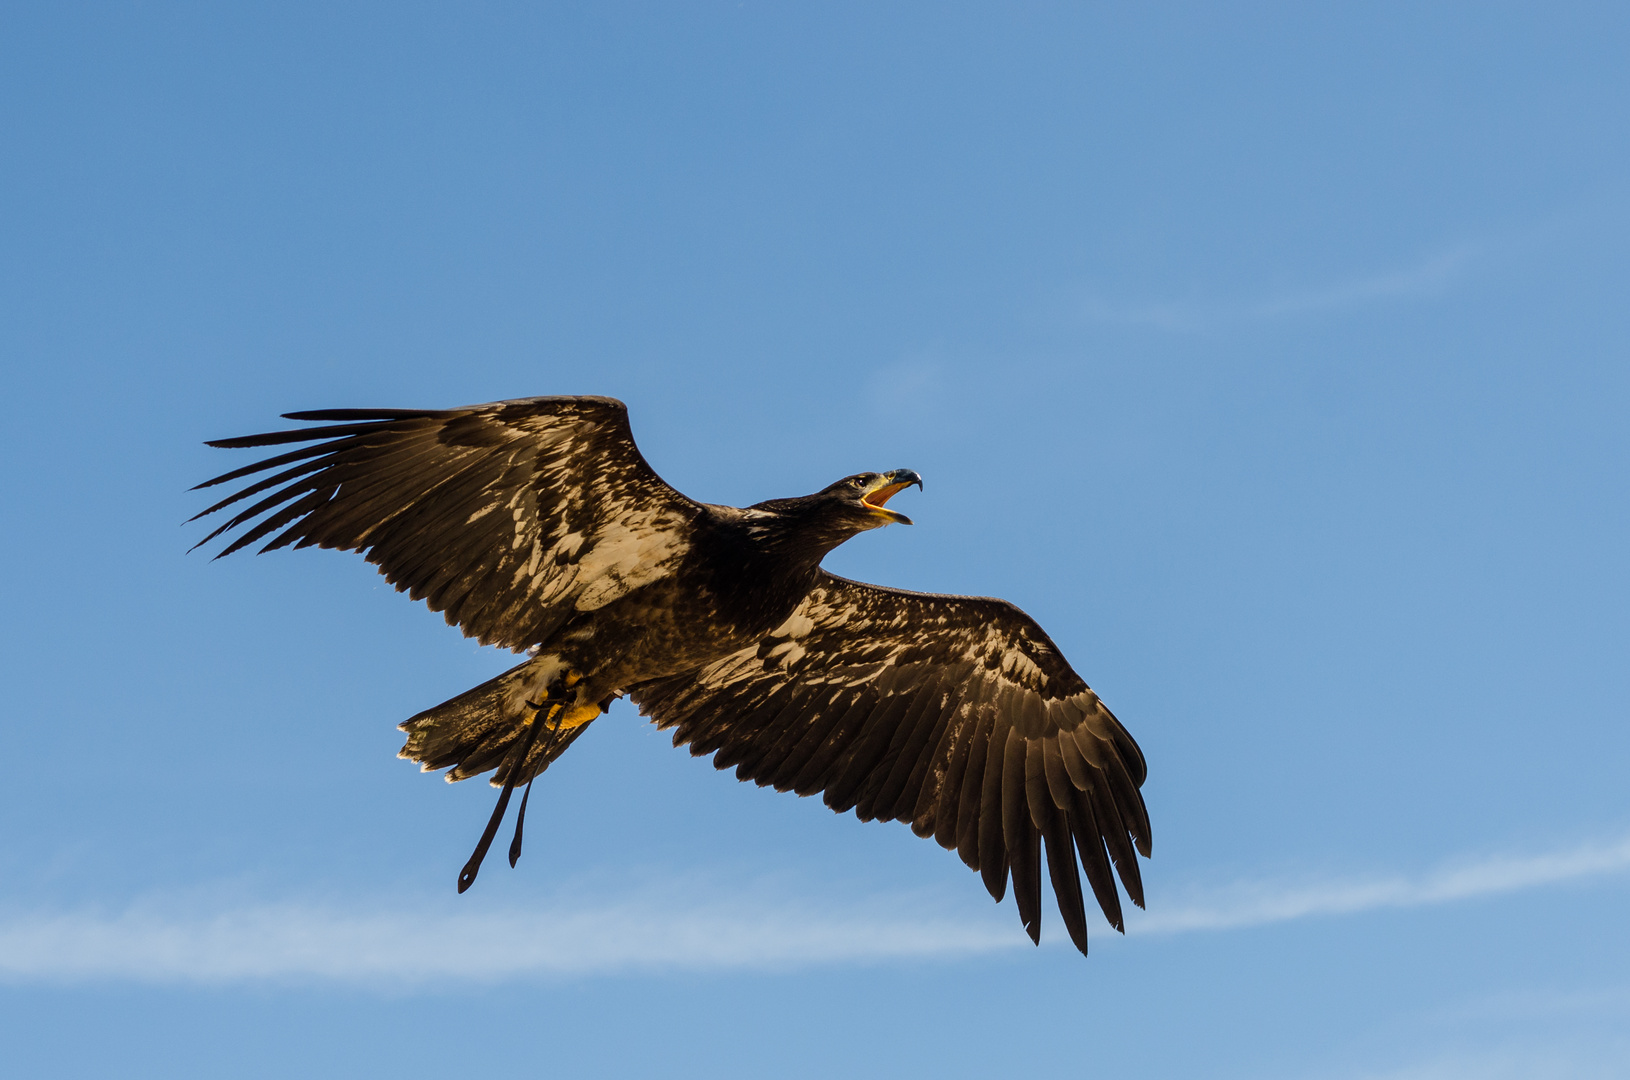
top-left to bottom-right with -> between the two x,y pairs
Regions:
192,395 -> 1150,955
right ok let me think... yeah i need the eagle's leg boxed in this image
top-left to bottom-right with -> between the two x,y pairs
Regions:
508,711 -> 567,868
456,694 -> 568,894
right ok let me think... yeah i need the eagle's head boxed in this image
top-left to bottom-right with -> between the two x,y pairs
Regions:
750,469 -> 924,555
818,469 -> 924,528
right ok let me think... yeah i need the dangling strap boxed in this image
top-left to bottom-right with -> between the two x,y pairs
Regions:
456,697 -> 564,893
508,711 -> 566,867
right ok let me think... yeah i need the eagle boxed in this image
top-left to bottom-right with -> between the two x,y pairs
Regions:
192,395 -> 1150,956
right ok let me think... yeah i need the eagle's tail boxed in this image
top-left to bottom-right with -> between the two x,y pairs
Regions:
398,658 -> 594,786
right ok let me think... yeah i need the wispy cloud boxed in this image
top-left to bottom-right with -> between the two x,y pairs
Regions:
1,831 -> 1626,986
0,887 -> 1014,987
1319,1042 -> 1630,1080
1130,832 -> 1630,936
864,355 -> 946,427
1076,247 -> 1474,331
1310,987 -> 1630,1080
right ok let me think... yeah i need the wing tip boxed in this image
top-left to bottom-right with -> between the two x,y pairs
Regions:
280,408 -> 436,422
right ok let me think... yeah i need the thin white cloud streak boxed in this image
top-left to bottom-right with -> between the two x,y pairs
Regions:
1,831 -> 1626,986
1076,247 -> 1473,330
1129,832 -> 1630,936
1314,1041 -> 1630,1080
0,893 -> 1015,986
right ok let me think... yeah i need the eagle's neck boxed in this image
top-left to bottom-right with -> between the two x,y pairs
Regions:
740,505 -> 864,571
683,506 -> 845,638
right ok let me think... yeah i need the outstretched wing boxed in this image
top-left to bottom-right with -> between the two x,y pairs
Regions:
630,571 -> 1150,956
192,396 -> 698,650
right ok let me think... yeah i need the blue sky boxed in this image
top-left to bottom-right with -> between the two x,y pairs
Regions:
2,2 -> 1628,1076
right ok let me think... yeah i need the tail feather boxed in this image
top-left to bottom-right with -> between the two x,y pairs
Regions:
399,660 -> 592,785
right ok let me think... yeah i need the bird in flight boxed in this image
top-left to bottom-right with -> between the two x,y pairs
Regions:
192,396 -> 1149,955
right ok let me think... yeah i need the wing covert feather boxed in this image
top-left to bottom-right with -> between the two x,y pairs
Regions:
193,397 -> 698,649
629,571 -> 1150,957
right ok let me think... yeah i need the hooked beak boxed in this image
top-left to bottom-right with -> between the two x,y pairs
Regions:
861,469 -> 923,525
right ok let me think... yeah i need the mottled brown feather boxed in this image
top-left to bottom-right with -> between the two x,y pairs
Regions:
193,396 -> 698,650
630,572 -> 1149,957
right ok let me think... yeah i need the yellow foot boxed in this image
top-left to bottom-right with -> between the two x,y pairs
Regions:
555,701 -> 602,730
536,671 -> 598,730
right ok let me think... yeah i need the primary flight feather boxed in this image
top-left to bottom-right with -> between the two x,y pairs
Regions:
192,395 -> 1150,955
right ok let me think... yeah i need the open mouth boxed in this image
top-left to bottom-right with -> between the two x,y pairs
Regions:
860,470 -> 922,525
862,482 -> 912,510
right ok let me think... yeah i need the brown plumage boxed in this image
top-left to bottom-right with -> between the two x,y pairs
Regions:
193,395 -> 1150,956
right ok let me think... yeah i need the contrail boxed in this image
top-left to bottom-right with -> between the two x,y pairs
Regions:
1075,246 -> 1473,330
1,831 -> 1625,985
0,891 -> 1015,985
1130,832 -> 1630,936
